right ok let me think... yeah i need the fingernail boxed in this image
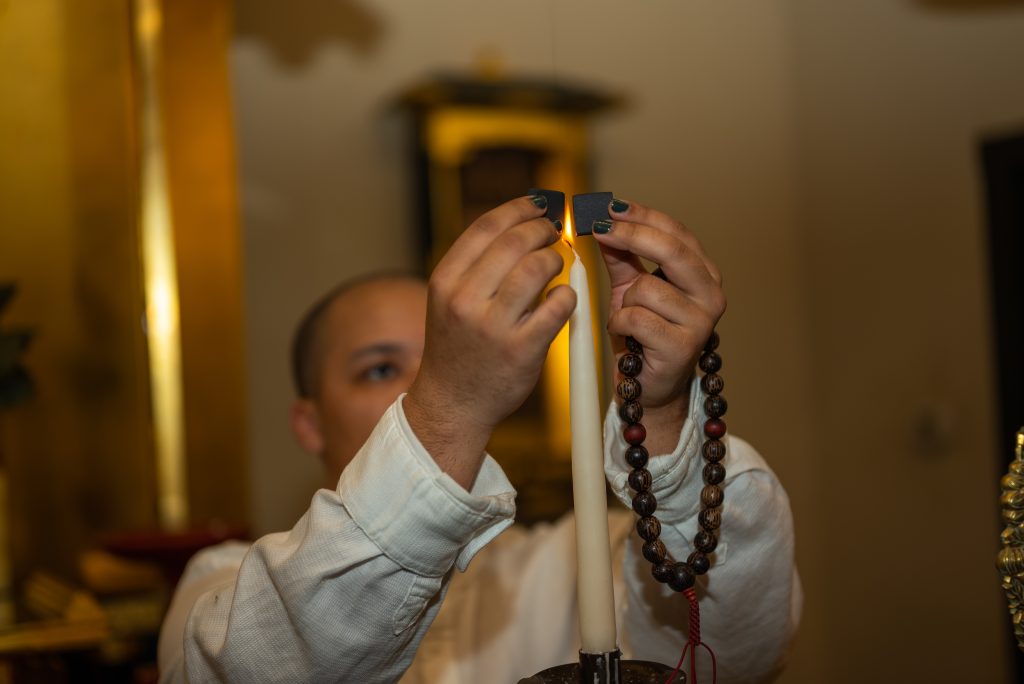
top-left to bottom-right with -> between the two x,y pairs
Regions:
552,219 -> 563,233
593,219 -> 613,234
610,198 -> 630,213
529,194 -> 548,209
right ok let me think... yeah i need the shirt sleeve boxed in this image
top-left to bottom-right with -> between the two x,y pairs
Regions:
159,395 -> 516,684
605,378 -> 803,684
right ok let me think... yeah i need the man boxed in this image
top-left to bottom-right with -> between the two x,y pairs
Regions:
158,197 -> 801,682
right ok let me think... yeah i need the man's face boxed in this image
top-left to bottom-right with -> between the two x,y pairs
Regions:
295,278 -> 427,483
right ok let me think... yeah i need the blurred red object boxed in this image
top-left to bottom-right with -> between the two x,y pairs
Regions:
100,524 -> 248,585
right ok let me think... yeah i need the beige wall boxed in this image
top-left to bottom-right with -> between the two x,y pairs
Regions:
788,1 -> 1024,680
232,0 -> 1024,680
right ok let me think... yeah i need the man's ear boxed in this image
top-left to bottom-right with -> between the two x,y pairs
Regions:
290,399 -> 324,456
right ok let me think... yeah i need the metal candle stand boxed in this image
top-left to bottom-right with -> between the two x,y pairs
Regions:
518,651 -> 680,684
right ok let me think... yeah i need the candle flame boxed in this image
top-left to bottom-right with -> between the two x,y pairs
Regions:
563,206 -> 576,247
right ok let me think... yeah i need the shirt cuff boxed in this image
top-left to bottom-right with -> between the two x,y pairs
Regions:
604,377 -> 707,524
339,395 -> 517,576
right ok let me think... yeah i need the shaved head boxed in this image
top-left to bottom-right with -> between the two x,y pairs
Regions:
289,273 -> 428,482
291,272 -> 425,399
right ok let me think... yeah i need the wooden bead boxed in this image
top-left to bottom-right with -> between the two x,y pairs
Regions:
642,539 -> 667,564
617,377 -> 642,401
701,484 -> 724,508
695,530 -> 718,554
702,439 -> 726,463
619,400 -> 643,424
698,507 -> 722,531
625,329 -> 728,586
624,423 -> 647,445
699,351 -> 722,374
652,561 -> 674,584
668,562 -> 695,592
687,551 -> 711,576
628,468 -> 653,493
703,462 -> 726,485
625,445 -> 649,469
701,373 -> 724,395
704,418 -> 726,439
632,491 -> 657,516
636,516 -> 661,542
704,395 -> 728,418
618,353 -> 643,378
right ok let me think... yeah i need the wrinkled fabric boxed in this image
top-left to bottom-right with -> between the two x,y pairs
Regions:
159,385 -> 801,683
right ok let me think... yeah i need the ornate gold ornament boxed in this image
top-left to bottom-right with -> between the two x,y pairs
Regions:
998,429 -> 1024,651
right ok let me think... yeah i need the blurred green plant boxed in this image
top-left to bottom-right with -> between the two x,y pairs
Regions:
0,283 -> 33,409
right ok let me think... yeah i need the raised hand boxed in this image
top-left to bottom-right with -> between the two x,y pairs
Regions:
404,196 -> 576,488
592,199 -> 726,454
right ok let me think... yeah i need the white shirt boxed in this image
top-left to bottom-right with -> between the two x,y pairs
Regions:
158,383 -> 801,683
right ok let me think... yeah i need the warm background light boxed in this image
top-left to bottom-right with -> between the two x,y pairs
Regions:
135,0 -> 188,532
0,0 -> 247,643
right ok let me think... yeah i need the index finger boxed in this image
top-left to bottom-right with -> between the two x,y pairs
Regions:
436,195 -> 550,280
608,199 -> 721,284
592,220 -> 719,305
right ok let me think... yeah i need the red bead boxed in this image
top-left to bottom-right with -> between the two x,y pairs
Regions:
624,423 -> 647,445
704,418 -> 726,439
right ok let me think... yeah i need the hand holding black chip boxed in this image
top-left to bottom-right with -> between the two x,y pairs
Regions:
571,192 -> 613,236
527,188 -> 565,227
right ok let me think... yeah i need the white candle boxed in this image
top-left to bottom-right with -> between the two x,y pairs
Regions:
568,248 -> 618,654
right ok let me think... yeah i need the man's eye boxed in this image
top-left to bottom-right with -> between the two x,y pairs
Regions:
362,363 -> 398,382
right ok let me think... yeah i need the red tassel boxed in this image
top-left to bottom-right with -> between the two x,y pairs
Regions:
664,588 -> 717,684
